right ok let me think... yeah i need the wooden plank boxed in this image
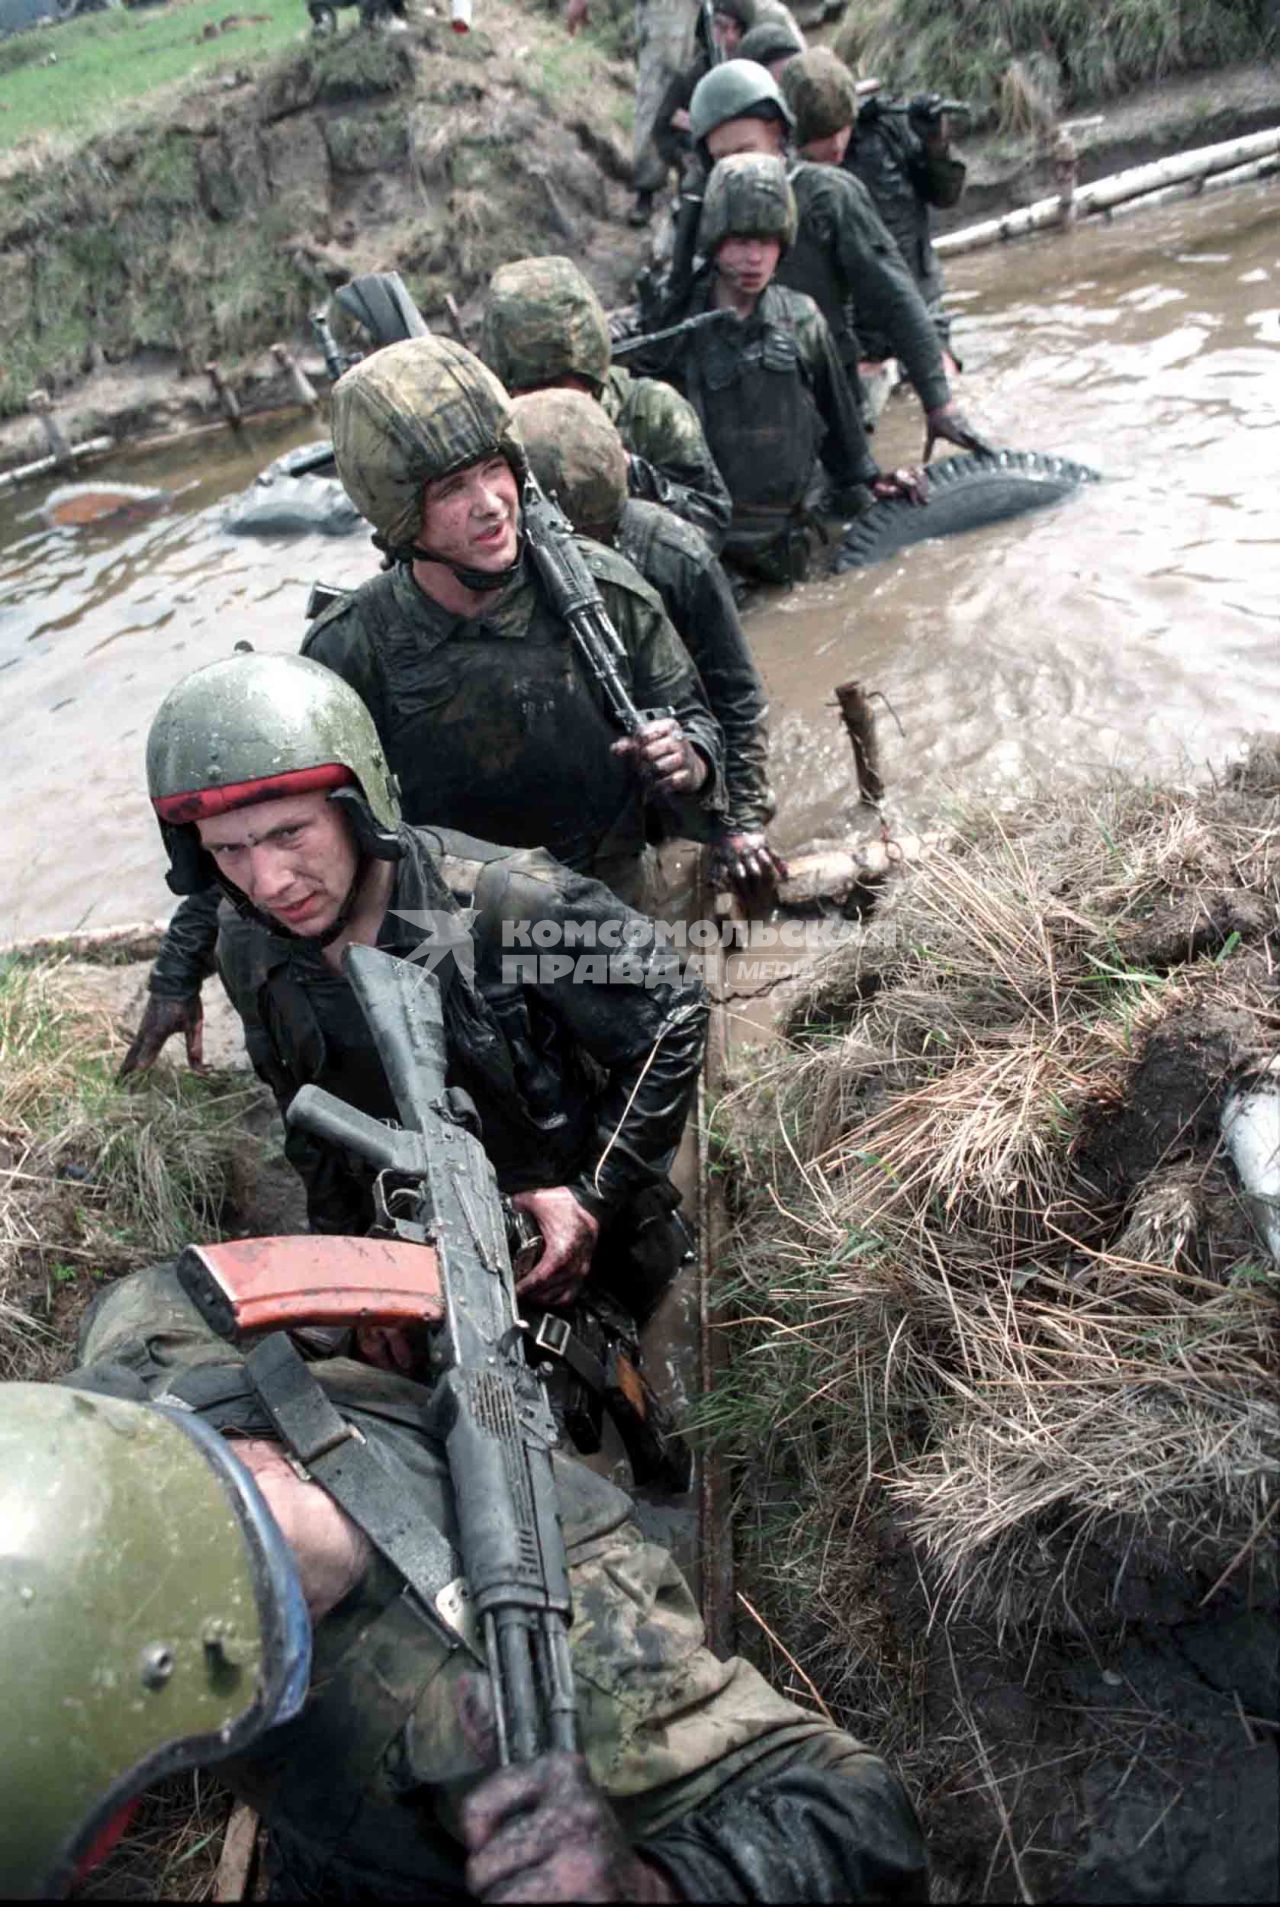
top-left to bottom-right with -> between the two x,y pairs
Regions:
213,1801 -> 259,1903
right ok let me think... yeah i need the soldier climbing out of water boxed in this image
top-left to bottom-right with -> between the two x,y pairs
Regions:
512,384 -> 787,900
670,57 -> 988,458
646,151 -> 926,584
119,336 -> 725,1076
141,646 -> 706,1330
481,254 -> 733,553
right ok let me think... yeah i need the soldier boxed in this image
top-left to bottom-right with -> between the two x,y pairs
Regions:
649,152 -> 924,584
685,57 -> 988,458
481,254 -> 731,552
144,649 -> 705,1326
512,386 -> 785,900
0,1275 -> 930,1899
845,83 -> 967,368
735,13 -> 804,78
119,336 -> 725,1078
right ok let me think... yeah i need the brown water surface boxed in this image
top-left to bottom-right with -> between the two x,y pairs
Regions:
0,185 -> 1277,937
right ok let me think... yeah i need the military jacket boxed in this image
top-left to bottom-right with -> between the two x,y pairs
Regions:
302,542 -> 725,884
215,824 -> 707,1234
617,500 -> 771,832
602,365 -> 732,553
68,1262 -> 930,1904
846,111 -> 965,311
663,274 -> 877,565
780,161 -> 951,408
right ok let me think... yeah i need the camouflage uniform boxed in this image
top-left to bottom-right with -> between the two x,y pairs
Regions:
482,256 -> 732,550
214,822 -> 704,1306
844,103 -> 965,357
67,1261 -> 930,1902
781,160 -> 952,405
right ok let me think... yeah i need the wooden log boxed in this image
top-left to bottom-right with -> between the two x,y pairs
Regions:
1106,152 -> 1280,223
270,342 -> 320,412
26,390 -> 74,469
0,436 -> 114,493
205,361 -> 243,428
213,1801 -> 260,1903
936,123 -> 1280,256
443,293 -> 468,345
0,920 -> 170,964
834,680 -> 884,806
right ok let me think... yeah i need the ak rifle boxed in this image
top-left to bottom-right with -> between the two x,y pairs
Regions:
611,305 -> 736,366
182,948 -> 577,1767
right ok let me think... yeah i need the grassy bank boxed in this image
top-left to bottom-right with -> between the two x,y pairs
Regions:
708,746 -> 1280,1892
835,0 -> 1277,127
0,0 -> 304,155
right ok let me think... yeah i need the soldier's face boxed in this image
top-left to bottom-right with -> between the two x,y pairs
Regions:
711,11 -> 742,52
706,116 -> 786,163
419,455 -> 520,573
802,124 -> 852,164
716,235 -> 782,297
198,792 -> 358,936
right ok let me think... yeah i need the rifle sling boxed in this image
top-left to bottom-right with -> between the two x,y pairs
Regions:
244,1332 -> 478,1657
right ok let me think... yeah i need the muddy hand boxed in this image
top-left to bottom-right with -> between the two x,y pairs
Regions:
117,992 -> 205,1081
355,1324 -> 420,1374
923,403 -> 993,463
711,829 -> 788,905
871,465 -> 929,506
462,1752 -> 675,1904
512,1186 -> 599,1310
611,717 -> 708,798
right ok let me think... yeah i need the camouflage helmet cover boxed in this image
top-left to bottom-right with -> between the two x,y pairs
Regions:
481,256 -> 613,399
688,57 -> 796,147
0,1383 -> 309,1897
146,651 -> 401,893
330,335 -> 526,550
737,17 -> 805,67
781,46 -> 859,144
699,151 -> 798,255
512,389 -> 629,538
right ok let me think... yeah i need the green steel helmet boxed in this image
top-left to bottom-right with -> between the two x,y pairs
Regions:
0,1383 -> 309,1898
146,650 -> 402,896
699,151 -> 798,255
512,389 -> 629,540
481,256 -> 613,399
737,17 -> 805,69
329,334 -> 526,552
781,46 -> 858,144
688,57 -> 795,151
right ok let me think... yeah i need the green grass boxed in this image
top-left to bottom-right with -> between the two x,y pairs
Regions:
0,0 -> 307,153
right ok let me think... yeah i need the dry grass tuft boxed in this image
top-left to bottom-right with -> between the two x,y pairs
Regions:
0,959 -> 265,1379
711,753 -> 1280,1639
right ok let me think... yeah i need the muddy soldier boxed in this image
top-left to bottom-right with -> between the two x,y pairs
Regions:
481,254 -> 732,551
844,80 -> 967,367
119,336 -> 724,1075
685,57 -> 987,457
144,649 -> 704,1327
511,386 -> 785,897
651,152 -> 925,582
1,1278 -> 930,1898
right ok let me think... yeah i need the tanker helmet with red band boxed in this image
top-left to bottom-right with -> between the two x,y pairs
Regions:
146,650 -> 401,897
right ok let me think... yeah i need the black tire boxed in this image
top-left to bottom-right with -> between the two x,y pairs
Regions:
834,449 -> 1099,572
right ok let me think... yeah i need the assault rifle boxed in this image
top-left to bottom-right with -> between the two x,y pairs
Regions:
181,947 -> 577,1766
696,0 -> 723,67
860,91 -> 970,128
522,478 -> 672,741
611,305 -> 736,365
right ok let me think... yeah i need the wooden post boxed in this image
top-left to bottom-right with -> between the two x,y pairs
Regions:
834,680 -> 884,807
443,293 -> 467,346
1052,128 -> 1078,229
205,361 -> 243,428
26,390 -> 74,469
270,342 -> 320,412
213,1801 -> 260,1902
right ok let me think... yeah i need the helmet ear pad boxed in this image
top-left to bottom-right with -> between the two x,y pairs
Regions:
329,787 -> 403,863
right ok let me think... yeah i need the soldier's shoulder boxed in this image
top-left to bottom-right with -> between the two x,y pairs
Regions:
770,281 -> 824,329
621,498 -> 712,576
300,567 -> 399,660
578,535 -> 666,616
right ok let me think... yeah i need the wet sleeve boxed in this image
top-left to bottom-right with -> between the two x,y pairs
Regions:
680,561 -> 772,833
148,887 -> 222,1000
612,580 -> 728,820
803,311 -> 881,492
498,861 -> 708,1215
625,386 -> 733,553
833,172 -> 951,410
914,139 -> 966,209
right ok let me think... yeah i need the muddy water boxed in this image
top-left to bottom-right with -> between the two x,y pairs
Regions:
0,185 -> 1277,939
